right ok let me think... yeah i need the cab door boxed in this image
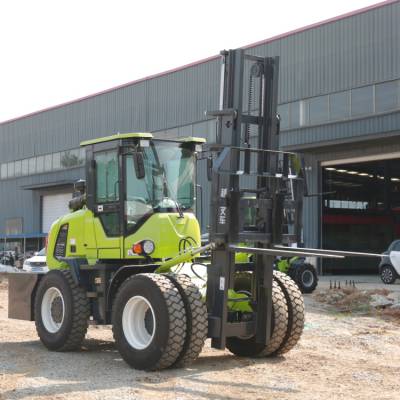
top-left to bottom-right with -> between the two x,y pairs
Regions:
91,146 -> 122,259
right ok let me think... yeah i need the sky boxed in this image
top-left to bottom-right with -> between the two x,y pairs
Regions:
0,0 -> 384,123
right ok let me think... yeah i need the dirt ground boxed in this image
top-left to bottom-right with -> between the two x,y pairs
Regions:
1,279 -> 400,400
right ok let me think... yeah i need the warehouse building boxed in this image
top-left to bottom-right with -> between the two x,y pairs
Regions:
0,0 -> 399,273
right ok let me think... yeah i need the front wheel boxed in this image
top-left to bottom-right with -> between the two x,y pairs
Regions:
381,265 -> 397,284
34,270 -> 89,351
112,273 -> 187,371
226,279 -> 288,357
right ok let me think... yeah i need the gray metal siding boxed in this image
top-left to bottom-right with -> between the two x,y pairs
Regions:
0,168 -> 83,234
280,111 -> 400,149
0,1 -> 399,236
1,2 -> 398,161
248,1 -> 400,103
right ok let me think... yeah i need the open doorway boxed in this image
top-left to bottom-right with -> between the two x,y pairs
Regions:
322,158 -> 400,274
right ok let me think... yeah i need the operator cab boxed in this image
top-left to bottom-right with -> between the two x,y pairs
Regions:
80,133 -> 205,238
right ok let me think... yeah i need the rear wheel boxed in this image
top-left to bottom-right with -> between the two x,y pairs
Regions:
167,274 -> 208,367
34,269 -> 89,351
226,276 -> 288,357
112,273 -> 187,371
381,265 -> 397,284
293,263 -> 318,293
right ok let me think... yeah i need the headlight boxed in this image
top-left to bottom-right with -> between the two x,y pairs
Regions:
142,240 -> 155,255
23,261 -> 31,267
132,240 -> 155,256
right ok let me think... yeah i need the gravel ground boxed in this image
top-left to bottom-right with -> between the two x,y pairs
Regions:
1,279 -> 400,400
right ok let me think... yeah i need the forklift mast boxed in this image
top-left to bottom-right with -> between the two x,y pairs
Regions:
206,49 -> 304,349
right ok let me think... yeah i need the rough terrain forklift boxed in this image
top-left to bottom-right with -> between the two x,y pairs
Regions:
8,48 -> 353,370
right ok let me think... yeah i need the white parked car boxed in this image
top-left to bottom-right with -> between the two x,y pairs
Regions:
22,248 -> 49,274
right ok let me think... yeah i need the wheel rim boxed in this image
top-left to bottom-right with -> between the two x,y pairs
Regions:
382,267 -> 393,283
301,270 -> 314,288
41,287 -> 65,333
122,296 -> 156,350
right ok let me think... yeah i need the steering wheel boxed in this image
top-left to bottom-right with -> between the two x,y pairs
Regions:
127,196 -> 148,204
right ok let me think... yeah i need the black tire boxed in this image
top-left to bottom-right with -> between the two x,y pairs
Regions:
287,264 -> 298,281
34,269 -> 89,351
167,274 -> 208,367
294,263 -> 318,293
112,273 -> 187,371
381,265 -> 397,284
226,278 -> 288,357
272,270 -> 305,355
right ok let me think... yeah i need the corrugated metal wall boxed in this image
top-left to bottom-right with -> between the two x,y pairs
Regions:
0,1 -> 399,239
280,112 -> 400,149
0,168 -> 83,234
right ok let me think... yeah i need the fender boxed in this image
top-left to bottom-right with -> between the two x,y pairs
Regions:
106,264 -> 158,317
58,257 -> 88,285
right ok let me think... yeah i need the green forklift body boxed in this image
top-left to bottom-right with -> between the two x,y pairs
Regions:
46,133 -> 204,269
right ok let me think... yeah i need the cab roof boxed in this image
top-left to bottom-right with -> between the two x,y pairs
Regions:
80,132 -> 206,147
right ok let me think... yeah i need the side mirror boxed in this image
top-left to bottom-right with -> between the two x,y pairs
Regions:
74,179 -> 86,194
133,151 -> 145,179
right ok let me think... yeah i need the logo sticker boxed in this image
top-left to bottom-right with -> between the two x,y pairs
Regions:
218,206 -> 227,225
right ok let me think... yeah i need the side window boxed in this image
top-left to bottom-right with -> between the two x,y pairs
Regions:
95,150 -> 119,202
99,213 -> 120,236
94,150 -> 120,236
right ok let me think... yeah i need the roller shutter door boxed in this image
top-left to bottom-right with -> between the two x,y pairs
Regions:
42,192 -> 72,233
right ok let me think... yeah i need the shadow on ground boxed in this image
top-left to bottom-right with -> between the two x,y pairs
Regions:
0,338 -> 292,400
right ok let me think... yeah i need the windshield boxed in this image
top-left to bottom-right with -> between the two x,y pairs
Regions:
125,141 -> 195,231
37,248 -> 46,256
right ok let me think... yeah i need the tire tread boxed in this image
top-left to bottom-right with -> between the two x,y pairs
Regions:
35,269 -> 89,352
112,273 -> 187,370
261,280 -> 288,356
57,270 -> 90,351
167,274 -> 207,367
273,270 -> 305,355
